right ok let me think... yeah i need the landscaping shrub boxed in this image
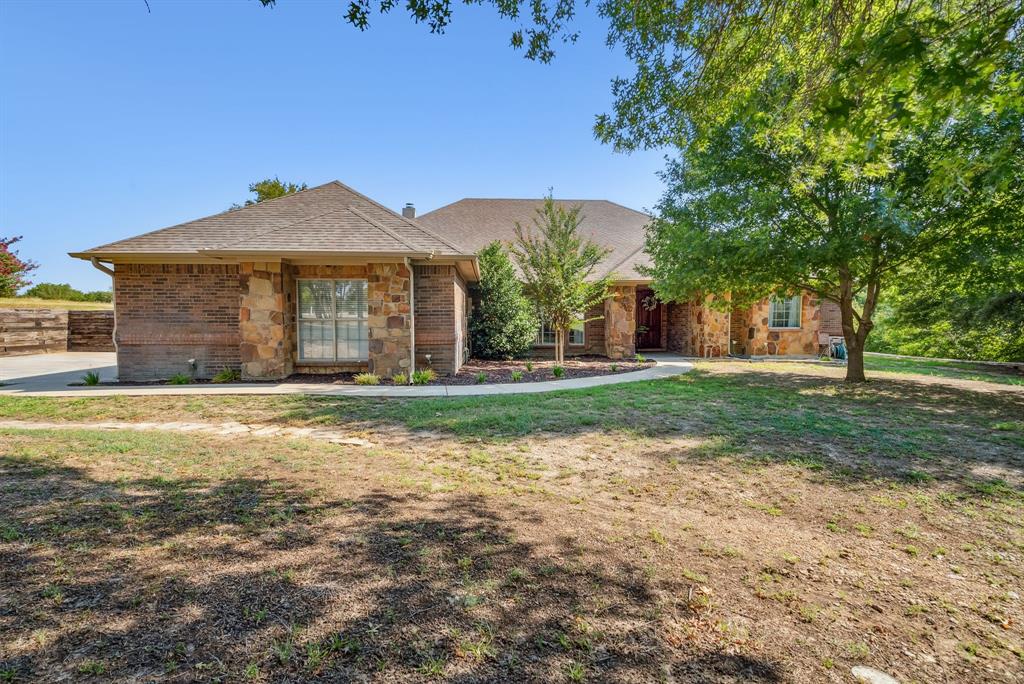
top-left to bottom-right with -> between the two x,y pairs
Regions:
81,371 -> 100,386
391,372 -> 408,385
469,241 -> 538,359
211,368 -> 241,384
552,365 -> 565,378
412,368 -> 437,385
510,370 -> 523,382
475,372 -> 487,384
354,373 -> 380,385
168,373 -> 191,385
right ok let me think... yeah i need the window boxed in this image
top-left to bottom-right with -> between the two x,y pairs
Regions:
768,295 -> 802,329
297,279 -> 368,361
536,319 -> 584,346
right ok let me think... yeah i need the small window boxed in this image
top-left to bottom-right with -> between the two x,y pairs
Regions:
297,279 -> 368,361
536,319 -> 585,346
768,296 -> 802,329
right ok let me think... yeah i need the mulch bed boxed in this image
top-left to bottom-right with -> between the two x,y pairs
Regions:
289,355 -> 656,386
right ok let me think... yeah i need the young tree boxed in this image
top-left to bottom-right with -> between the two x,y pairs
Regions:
470,241 -> 539,359
0,236 -> 38,297
511,197 -> 613,364
232,177 -> 308,209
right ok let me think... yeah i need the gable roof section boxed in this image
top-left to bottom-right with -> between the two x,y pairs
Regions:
71,181 -> 474,260
416,198 -> 653,281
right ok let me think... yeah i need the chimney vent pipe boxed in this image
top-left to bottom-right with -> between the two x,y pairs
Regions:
402,203 -> 416,219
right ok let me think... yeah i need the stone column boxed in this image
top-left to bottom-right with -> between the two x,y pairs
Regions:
239,262 -> 290,379
604,285 -> 637,359
367,263 -> 412,377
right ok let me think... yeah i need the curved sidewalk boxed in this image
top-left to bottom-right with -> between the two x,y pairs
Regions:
0,353 -> 693,398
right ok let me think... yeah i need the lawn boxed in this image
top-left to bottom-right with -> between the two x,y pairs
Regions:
865,353 -> 1024,386
0,363 -> 1021,682
0,297 -> 113,311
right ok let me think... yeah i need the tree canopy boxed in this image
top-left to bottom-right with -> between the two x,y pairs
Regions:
511,197 -> 612,364
233,177 -> 308,209
0,236 -> 38,297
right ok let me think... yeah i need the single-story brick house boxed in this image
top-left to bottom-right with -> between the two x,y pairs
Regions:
71,180 -> 841,381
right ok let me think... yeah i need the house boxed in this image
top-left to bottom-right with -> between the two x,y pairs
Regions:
71,180 -> 841,382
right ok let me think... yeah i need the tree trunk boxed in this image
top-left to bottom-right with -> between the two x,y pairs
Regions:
846,342 -> 866,382
837,265 -> 880,383
554,327 -> 564,364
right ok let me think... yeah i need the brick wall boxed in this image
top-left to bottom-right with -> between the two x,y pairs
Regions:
68,310 -> 114,351
414,264 -> 464,375
666,301 -> 691,354
113,263 -> 240,381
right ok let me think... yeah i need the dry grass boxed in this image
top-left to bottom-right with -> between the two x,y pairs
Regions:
0,297 -> 112,311
0,363 -> 1022,682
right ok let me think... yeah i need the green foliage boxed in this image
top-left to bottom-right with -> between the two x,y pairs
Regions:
391,372 -> 408,385
0,236 -> 38,297
412,368 -> 437,385
168,373 -> 191,385
470,241 -> 538,359
475,372 -> 487,384
82,371 -> 101,386
510,370 -> 523,382
212,368 -> 242,384
552,365 -> 565,378
233,177 -> 307,209
525,360 -> 533,372
354,372 -> 381,385
22,282 -> 111,302
511,196 -> 613,364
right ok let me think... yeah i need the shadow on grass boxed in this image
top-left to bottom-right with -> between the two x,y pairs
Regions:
0,455 -> 783,683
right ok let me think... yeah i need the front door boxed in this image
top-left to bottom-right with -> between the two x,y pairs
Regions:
636,289 -> 663,349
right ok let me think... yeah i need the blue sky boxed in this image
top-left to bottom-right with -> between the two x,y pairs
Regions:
0,0 -> 665,291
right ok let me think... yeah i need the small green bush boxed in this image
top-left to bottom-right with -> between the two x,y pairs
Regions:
525,360 -> 534,372
635,353 -> 646,363
82,371 -> 101,386
552,365 -> 565,378
168,373 -> 191,385
412,368 -> 437,385
211,368 -> 241,383
475,372 -> 487,384
354,372 -> 380,385
610,363 -> 618,372
391,372 -> 408,385
510,370 -> 523,382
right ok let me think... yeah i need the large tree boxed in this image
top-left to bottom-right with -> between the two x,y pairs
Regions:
232,177 -> 308,209
511,197 -> 612,364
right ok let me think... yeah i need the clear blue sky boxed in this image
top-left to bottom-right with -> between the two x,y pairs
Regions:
0,0 -> 665,292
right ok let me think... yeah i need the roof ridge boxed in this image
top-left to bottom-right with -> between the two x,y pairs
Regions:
83,181 -> 337,253
328,180 -> 472,254
346,205 -> 422,252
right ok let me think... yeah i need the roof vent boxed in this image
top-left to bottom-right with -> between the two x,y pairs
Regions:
402,203 -> 416,219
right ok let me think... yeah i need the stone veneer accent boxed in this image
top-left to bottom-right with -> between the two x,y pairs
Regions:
604,285 -> 637,359
239,262 -> 290,380
367,262 -> 413,377
113,263 -> 240,381
731,293 -> 827,356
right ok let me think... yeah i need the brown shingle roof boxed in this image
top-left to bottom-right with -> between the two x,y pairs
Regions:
416,198 -> 652,281
72,181 -> 474,259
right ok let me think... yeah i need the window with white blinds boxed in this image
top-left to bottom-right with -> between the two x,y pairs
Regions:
297,279 -> 368,361
768,295 -> 802,329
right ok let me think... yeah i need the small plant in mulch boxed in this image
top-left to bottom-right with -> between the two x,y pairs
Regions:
354,373 -> 380,386
412,368 -> 437,385
510,370 -> 523,382
168,373 -> 191,385
552,365 -> 565,378
81,371 -> 101,386
525,360 -> 534,372
635,353 -> 646,363
391,372 -> 408,385
610,363 -> 618,372
211,368 -> 241,383
475,372 -> 487,384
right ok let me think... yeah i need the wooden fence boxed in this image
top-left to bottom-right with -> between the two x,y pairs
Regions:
0,309 -> 114,356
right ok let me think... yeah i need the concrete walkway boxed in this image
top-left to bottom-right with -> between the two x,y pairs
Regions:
0,352 -> 693,398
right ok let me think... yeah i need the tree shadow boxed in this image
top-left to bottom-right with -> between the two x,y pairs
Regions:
0,455 -> 783,682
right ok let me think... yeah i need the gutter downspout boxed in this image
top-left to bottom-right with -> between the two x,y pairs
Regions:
89,257 -> 118,360
405,257 -> 416,384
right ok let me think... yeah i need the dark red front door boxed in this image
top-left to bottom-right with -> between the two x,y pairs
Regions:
636,289 -> 663,349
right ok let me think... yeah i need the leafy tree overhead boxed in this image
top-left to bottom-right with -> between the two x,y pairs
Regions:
511,197 -> 613,364
0,236 -> 38,297
469,241 -> 539,359
233,177 -> 308,209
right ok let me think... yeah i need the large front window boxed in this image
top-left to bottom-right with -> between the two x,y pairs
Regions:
768,295 -> 802,329
537,319 -> 584,346
297,279 -> 368,361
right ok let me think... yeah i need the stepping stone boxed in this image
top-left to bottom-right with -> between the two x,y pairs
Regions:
852,666 -> 899,684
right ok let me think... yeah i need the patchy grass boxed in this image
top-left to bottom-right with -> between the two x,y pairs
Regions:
0,363 -> 1022,681
0,297 -> 112,311
865,353 -> 1024,386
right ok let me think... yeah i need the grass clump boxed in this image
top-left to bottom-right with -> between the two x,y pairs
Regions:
81,371 -> 101,386
168,373 -> 191,385
354,373 -> 380,386
391,372 -> 408,385
510,370 -> 523,382
475,372 -> 487,384
552,365 -> 565,379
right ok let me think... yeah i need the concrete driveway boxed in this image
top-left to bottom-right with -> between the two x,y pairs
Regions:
0,352 -> 117,392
